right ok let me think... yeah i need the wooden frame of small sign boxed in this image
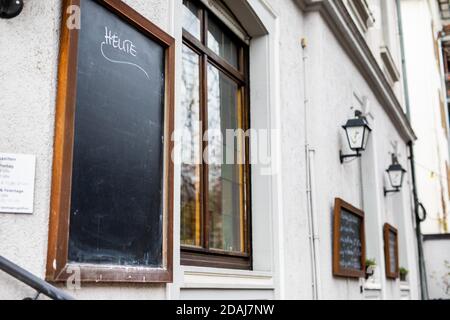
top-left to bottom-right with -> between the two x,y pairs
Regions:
384,223 -> 399,279
46,0 -> 174,283
333,198 -> 366,278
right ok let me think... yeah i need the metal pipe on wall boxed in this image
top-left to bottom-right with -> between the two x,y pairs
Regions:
308,148 -> 322,300
302,38 -> 322,300
408,141 -> 429,300
396,0 -> 429,300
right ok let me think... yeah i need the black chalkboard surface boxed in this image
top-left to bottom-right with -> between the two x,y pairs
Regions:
333,199 -> 366,278
384,224 -> 399,279
388,233 -> 397,272
339,209 -> 363,270
68,0 -> 166,267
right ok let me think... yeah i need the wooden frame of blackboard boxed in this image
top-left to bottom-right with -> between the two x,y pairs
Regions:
46,0 -> 174,283
384,223 -> 399,279
332,198 -> 366,279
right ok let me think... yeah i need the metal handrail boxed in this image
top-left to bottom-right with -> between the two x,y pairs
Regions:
0,255 -> 75,300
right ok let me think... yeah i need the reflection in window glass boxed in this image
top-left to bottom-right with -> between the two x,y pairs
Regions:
207,16 -> 239,69
181,45 -> 202,247
207,64 -> 246,253
183,0 -> 201,40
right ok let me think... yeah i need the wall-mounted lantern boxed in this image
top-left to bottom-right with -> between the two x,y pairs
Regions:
340,110 -> 372,164
0,0 -> 23,19
384,154 -> 407,196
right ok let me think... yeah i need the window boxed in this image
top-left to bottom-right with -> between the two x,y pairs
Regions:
181,0 -> 251,270
347,0 -> 375,33
380,46 -> 400,85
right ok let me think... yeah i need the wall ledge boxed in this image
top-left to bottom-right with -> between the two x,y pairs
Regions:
181,266 -> 275,289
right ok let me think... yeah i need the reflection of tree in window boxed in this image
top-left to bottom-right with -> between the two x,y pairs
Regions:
181,0 -> 250,266
181,45 -> 201,247
182,0 -> 201,40
208,16 -> 239,68
207,65 -> 244,252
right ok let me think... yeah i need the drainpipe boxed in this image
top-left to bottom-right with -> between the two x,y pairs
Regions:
308,148 -> 322,300
396,0 -> 429,300
302,38 -> 321,300
408,142 -> 429,300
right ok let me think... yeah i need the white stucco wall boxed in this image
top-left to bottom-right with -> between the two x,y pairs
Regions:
293,8 -> 418,299
0,0 -> 62,300
262,0 -> 312,300
0,0 -> 171,300
423,237 -> 450,300
257,0 -> 419,300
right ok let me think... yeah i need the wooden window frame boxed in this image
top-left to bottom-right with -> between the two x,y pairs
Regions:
348,0 -> 374,32
333,198 -> 366,279
181,0 -> 252,270
384,223 -> 400,280
46,0 -> 175,283
380,46 -> 400,84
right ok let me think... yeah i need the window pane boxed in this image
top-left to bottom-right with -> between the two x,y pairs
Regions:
207,16 -> 239,69
207,64 -> 246,253
181,45 -> 202,247
183,0 -> 201,40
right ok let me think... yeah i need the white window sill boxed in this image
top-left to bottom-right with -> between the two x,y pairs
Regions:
400,283 -> 411,291
181,266 -> 274,290
364,282 -> 382,291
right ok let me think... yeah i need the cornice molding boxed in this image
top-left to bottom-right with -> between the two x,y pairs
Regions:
295,0 -> 416,142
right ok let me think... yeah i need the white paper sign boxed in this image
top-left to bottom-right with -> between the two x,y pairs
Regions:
0,153 -> 36,214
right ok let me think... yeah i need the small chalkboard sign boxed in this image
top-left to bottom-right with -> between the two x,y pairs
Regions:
333,198 -> 366,278
47,0 -> 174,283
384,223 -> 399,279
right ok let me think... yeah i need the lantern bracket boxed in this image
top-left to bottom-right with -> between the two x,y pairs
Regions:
339,150 -> 362,164
384,187 -> 400,197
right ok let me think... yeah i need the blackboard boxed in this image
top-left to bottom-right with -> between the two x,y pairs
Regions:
384,224 -> 399,279
333,198 -> 366,278
67,0 -> 166,267
47,0 -> 174,283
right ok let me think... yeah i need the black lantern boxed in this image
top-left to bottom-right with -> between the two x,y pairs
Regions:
340,110 -> 372,163
384,154 -> 407,196
0,0 -> 23,19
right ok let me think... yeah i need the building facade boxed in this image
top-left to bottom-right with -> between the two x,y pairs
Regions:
0,0 -> 422,300
402,0 -> 450,300
402,0 -> 450,236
